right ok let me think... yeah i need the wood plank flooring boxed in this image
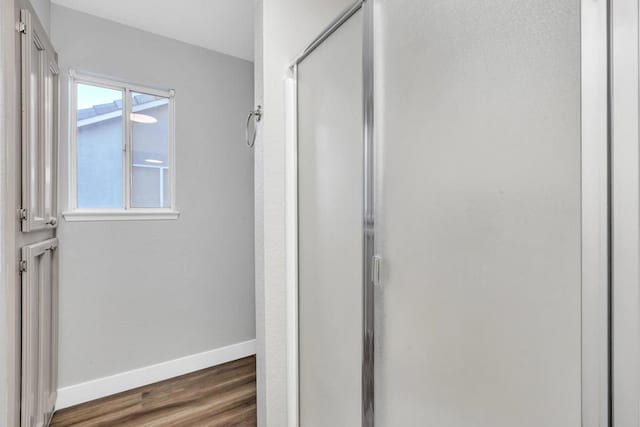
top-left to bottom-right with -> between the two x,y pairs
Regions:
50,356 -> 256,427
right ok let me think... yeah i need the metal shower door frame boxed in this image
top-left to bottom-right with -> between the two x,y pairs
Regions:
290,0 -> 375,426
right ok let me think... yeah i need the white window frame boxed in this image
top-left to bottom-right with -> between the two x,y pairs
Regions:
64,70 -> 178,221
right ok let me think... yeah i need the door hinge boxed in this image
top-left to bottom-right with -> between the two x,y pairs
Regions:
17,21 -> 26,34
18,208 -> 27,221
19,260 -> 27,273
372,255 -> 382,287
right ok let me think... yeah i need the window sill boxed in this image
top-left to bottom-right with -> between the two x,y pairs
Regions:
63,210 -> 180,222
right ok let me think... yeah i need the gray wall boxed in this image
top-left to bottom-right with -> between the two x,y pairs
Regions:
51,5 -> 255,387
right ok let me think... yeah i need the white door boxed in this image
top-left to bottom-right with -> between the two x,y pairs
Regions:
296,9 -> 364,427
21,238 -> 58,427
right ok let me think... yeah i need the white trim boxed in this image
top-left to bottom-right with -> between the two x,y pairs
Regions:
55,339 -> 256,410
285,76 -> 298,427
0,0 -> 19,423
611,0 -> 640,424
124,87 -> 132,209
63,209 -> 180,222
167,86 -> 177,211
69,69 -> 174,98
68,74 -> 78,214
580,0 -> 610,425
67,70 -> 177,216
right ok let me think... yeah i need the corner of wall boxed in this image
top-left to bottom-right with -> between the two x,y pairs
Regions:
28,0 -> 50,35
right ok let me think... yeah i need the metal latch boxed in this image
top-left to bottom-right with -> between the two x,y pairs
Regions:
18,208 -> 27,221
19,260 -> 27,273
17,21 -> 26,33
372,255 -> 382,287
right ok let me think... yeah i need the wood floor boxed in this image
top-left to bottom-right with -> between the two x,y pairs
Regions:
50,356 -> 256,427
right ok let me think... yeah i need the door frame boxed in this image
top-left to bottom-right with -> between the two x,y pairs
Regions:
287,1 -> 371,426
611,0 -> 640,424
285,0 -> 611,426
0,0 -> 22,424
581,0 -> 611,426
1,0 -> 59,425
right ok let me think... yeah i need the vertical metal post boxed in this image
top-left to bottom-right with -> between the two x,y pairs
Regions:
291,2 -> 373,425
291,63 -> 300,427
362,0 -> 375,426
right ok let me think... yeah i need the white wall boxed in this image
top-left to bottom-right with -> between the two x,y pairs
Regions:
255,0 -> 354,425
51,5 -> 255,388
28,0 -> 50,34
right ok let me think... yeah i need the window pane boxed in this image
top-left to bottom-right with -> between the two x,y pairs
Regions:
131,92 -> 170,208
44,64 -> 57,218
29,40 -> 43,217
131,166 -> 161,207
76,83 -> 123,208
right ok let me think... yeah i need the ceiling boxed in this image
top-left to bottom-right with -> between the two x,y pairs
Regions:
51,0 -> 254,61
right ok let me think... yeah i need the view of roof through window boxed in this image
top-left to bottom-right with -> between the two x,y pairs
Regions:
75,82 -> 171,209
78,92 -> 167,123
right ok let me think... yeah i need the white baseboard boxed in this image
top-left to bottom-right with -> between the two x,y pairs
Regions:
55,339 -> 256,410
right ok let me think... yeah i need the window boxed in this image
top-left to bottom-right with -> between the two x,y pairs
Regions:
65,71 -> 177,221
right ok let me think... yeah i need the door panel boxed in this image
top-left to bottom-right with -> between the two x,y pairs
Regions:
374,0 -> 582,426
297,10 -> 363,427
20,8 -> 58,232
21,238 -> 58,427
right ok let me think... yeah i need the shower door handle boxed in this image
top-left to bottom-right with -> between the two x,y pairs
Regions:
372,255 -> 382,287
246,105 -> 262,148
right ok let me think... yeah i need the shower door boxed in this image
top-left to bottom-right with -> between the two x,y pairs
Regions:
296,7 -> 364,427
374,0 -> 595,426
295,0 -> 607,425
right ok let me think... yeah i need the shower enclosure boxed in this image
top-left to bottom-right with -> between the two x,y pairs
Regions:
292,0 -> 608,426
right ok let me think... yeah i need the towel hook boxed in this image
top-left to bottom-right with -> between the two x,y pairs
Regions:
246,105 -> 262,148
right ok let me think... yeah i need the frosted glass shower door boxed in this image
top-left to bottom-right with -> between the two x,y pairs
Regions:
297,9 -> 363,427
374,1 -> 582,426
